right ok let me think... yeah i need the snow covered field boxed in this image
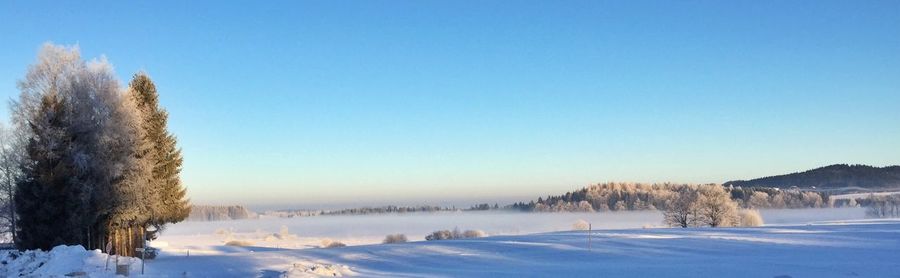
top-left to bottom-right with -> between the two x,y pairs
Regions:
6,208 -> 898,277
154,216 -> 900,277
156,208 -> 868,249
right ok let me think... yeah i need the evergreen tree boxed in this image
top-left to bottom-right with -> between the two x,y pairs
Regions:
14,94 -> 84,250
128,73 -> 190,233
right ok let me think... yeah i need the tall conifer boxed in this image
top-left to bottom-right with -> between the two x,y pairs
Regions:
128,73 -> 190,232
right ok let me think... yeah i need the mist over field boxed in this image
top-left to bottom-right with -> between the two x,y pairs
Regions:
159,208 -> 868,247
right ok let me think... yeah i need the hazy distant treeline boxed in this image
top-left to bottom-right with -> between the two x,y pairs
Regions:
862,194 -> 900,218
189,205 -> 257,221
267,205 -> 460,218
265,204 -> 506,218
509,182 -> 832,212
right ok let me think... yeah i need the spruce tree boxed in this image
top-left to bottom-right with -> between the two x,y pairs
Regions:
128,73 -> 190,233
14,94 -> 84,250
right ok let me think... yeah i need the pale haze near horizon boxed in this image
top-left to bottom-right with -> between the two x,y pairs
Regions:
1,1 -> 898,209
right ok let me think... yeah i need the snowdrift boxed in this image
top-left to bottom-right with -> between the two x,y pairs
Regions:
0,245 -> 141,277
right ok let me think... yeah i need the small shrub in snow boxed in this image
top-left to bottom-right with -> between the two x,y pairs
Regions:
224,240 -> 254,247
320,239 -> 346,248
738,209 -> 764,227
573,219 -> 590,231
325,242 -> 346,248
426,230 -> 453,241
462,230 -> 486,238
383,234 -> 408,244
425,229 -> 485,241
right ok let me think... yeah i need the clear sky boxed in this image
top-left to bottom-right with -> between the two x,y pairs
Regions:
1,1 -> 898,209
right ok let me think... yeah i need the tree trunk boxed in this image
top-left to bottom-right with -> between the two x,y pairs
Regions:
114,229 -> 119,256
127,226 -> 133,257
8,179 -> 15,245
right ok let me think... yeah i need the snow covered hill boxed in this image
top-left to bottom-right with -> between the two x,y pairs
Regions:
7,219 -> 897,277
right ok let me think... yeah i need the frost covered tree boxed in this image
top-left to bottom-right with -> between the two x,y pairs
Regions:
127,73 -> 190,234
695,185 -> 739,227
0,124 -> 24,243
663,186 -> 699,228
748,191 -> 769,208
11,44 -> 151,253
13,93 -> 82,250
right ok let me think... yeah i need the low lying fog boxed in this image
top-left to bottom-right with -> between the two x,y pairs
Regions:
159,207 -> 867,247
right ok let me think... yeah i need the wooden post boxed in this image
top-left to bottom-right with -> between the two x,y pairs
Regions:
588,223 -> 592,251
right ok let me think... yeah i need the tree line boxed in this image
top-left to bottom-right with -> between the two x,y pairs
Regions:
188,205 -> 257,221
508,182 -> 831,212
0,44 -> 189,255
863,194 -> 900,218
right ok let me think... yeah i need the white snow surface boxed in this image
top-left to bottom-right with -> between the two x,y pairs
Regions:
4,209 -> 898,277
0,245 -> 141,277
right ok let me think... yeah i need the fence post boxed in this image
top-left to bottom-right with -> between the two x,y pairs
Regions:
588,223 -> 592,251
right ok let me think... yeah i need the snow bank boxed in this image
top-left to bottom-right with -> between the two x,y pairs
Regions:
0,245 -> 141,277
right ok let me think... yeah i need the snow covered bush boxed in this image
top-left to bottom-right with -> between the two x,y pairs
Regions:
738,209 -> 764,227
463,230 -> 486,238
425,228 -> 485,241
383,234 -> 408,244
225,240 -> 255,247
426,230 -> 452,241
321,239 -> 346,248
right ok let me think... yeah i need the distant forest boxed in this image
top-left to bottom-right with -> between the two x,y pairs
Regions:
264,204 -> 500,218
189,205 -> 257,221
508,182 -> 832,212
724,164 -> 900,190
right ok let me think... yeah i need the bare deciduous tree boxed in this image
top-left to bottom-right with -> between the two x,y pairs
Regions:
664,186 -> 699,228
0,124 -> 24,244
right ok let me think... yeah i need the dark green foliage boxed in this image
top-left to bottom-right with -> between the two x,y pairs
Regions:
128,73 -> 190,230
14,94 -> 85,250
724,164 -> 900,190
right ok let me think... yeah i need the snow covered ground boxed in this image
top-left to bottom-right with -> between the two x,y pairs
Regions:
156,208 -> 868,250
5,208 -> 897,277
0,245 -> 142,277
150,218 -> 900,277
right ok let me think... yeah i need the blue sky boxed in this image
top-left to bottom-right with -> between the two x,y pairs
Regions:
1,1 -> 898,209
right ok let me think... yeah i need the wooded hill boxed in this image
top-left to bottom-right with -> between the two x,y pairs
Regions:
724,164 -> 900,190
